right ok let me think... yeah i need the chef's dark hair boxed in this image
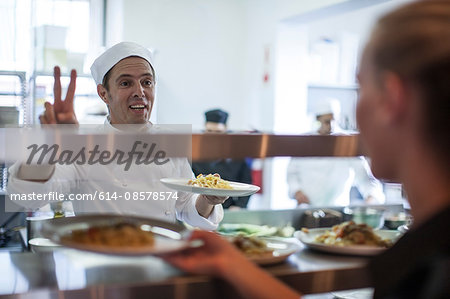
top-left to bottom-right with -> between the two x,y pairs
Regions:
370,0 -> 450,169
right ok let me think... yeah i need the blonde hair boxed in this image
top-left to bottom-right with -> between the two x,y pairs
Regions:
370,0 -> 450,167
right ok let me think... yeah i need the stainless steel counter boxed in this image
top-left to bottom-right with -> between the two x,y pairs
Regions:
1,206 -> 405,298
0,242 -> 371,299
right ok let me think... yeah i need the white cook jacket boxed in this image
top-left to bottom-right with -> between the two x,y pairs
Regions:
7,121 -> 223,230
286,157 -> 385,206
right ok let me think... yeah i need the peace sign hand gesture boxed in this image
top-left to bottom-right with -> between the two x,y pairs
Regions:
39,66 -> 79,124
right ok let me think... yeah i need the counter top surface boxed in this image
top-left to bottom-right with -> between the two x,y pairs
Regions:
0,240 -> 372,298
1,206 -> 403,298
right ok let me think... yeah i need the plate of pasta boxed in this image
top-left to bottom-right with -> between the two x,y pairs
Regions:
227,235 -> 301,265
41,214 -> 191,256
295,221 -> 401,256
160,174 -> 260,197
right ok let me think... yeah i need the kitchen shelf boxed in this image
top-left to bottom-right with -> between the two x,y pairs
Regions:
307,83 -> 359,90
0,92 -> 24,97
32,71 -> 94,78
191,133 -> 363,161
41,93 -> 97,98
0,71 -> 28,192
0,71 -> 28,125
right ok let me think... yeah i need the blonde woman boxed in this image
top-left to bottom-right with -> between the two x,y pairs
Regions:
163,1 -> 450,298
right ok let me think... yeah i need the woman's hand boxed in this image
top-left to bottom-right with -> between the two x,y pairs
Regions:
161,230 -> 301,299
162,230 -> 245,277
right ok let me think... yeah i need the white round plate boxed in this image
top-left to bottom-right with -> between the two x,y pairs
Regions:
160,178 -> 260,197
229,237 -> 301,266
294,228 -> 401,256
41,214 -> 191,256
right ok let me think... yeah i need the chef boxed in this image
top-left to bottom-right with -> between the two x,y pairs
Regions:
286,98 -> 385,206
7,42 -> 226,230
192,109 -> 253,209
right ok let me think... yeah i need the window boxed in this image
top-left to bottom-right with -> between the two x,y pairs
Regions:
0,0 -> 102,73
0,0 -> 32,71
1,0 -> 105,124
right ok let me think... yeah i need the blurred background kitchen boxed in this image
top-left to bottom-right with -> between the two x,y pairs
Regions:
0,0 -> 411,221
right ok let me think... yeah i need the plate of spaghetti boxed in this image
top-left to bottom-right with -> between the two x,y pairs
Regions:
160,174 -> 260,197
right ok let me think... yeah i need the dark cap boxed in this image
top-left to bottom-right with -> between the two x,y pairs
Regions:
205,109 -> 229,124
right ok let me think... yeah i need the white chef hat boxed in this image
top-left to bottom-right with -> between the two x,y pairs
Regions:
90,41 -> 155,85
314,97 -> 341,117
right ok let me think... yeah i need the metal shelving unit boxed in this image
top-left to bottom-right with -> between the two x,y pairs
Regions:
29,72 -> 102,124
0,71 -> 29,194
0,71 -> 29,125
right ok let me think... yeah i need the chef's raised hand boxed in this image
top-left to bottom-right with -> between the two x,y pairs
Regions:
39,66 -> 78,124
195,194 -> 228,218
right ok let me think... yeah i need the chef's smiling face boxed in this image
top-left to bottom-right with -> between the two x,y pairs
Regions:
98,56 -> 155,124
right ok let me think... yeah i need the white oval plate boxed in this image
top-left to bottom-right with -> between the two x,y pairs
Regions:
29,237 -> 61,247
227,237 -> 301,265
160,178 -> 260,197
250,238 -> 301,265
41,214 -> 191,256
295,228 -> 401,256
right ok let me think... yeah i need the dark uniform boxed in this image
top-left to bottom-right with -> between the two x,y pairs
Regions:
193,109 -> 253,209
192,159 -> 252,209
369,205 -> 450,299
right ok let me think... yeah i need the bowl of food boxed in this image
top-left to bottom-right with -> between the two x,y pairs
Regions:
343,207 -> 385,229
384,212 -> 413,230
29,237 -> 62,253
299,209 -> 343,228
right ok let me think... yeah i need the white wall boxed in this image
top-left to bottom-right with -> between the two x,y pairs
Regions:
105,0 -> 123,47
107,0 -> 408,209
108,0 -> 348,131
114,0 -> 246,130
306,0 -> 413,55
239,0 -> 350,132
269,0 -> 412,209
107,0 -> 349,210
302,0 -> 412,131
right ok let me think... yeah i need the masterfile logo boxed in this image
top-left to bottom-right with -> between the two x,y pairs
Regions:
1,124 -> 192,170
2,124 -> 192,212
26,141 -> 170,171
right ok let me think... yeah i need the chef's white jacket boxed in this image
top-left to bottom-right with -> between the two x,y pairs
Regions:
286,156 -> 385,206
7,121 -> 223,230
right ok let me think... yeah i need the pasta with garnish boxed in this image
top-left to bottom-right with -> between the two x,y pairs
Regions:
188,173 -> 233,189
314,221 -> 392,248
230,235 -> 274,257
